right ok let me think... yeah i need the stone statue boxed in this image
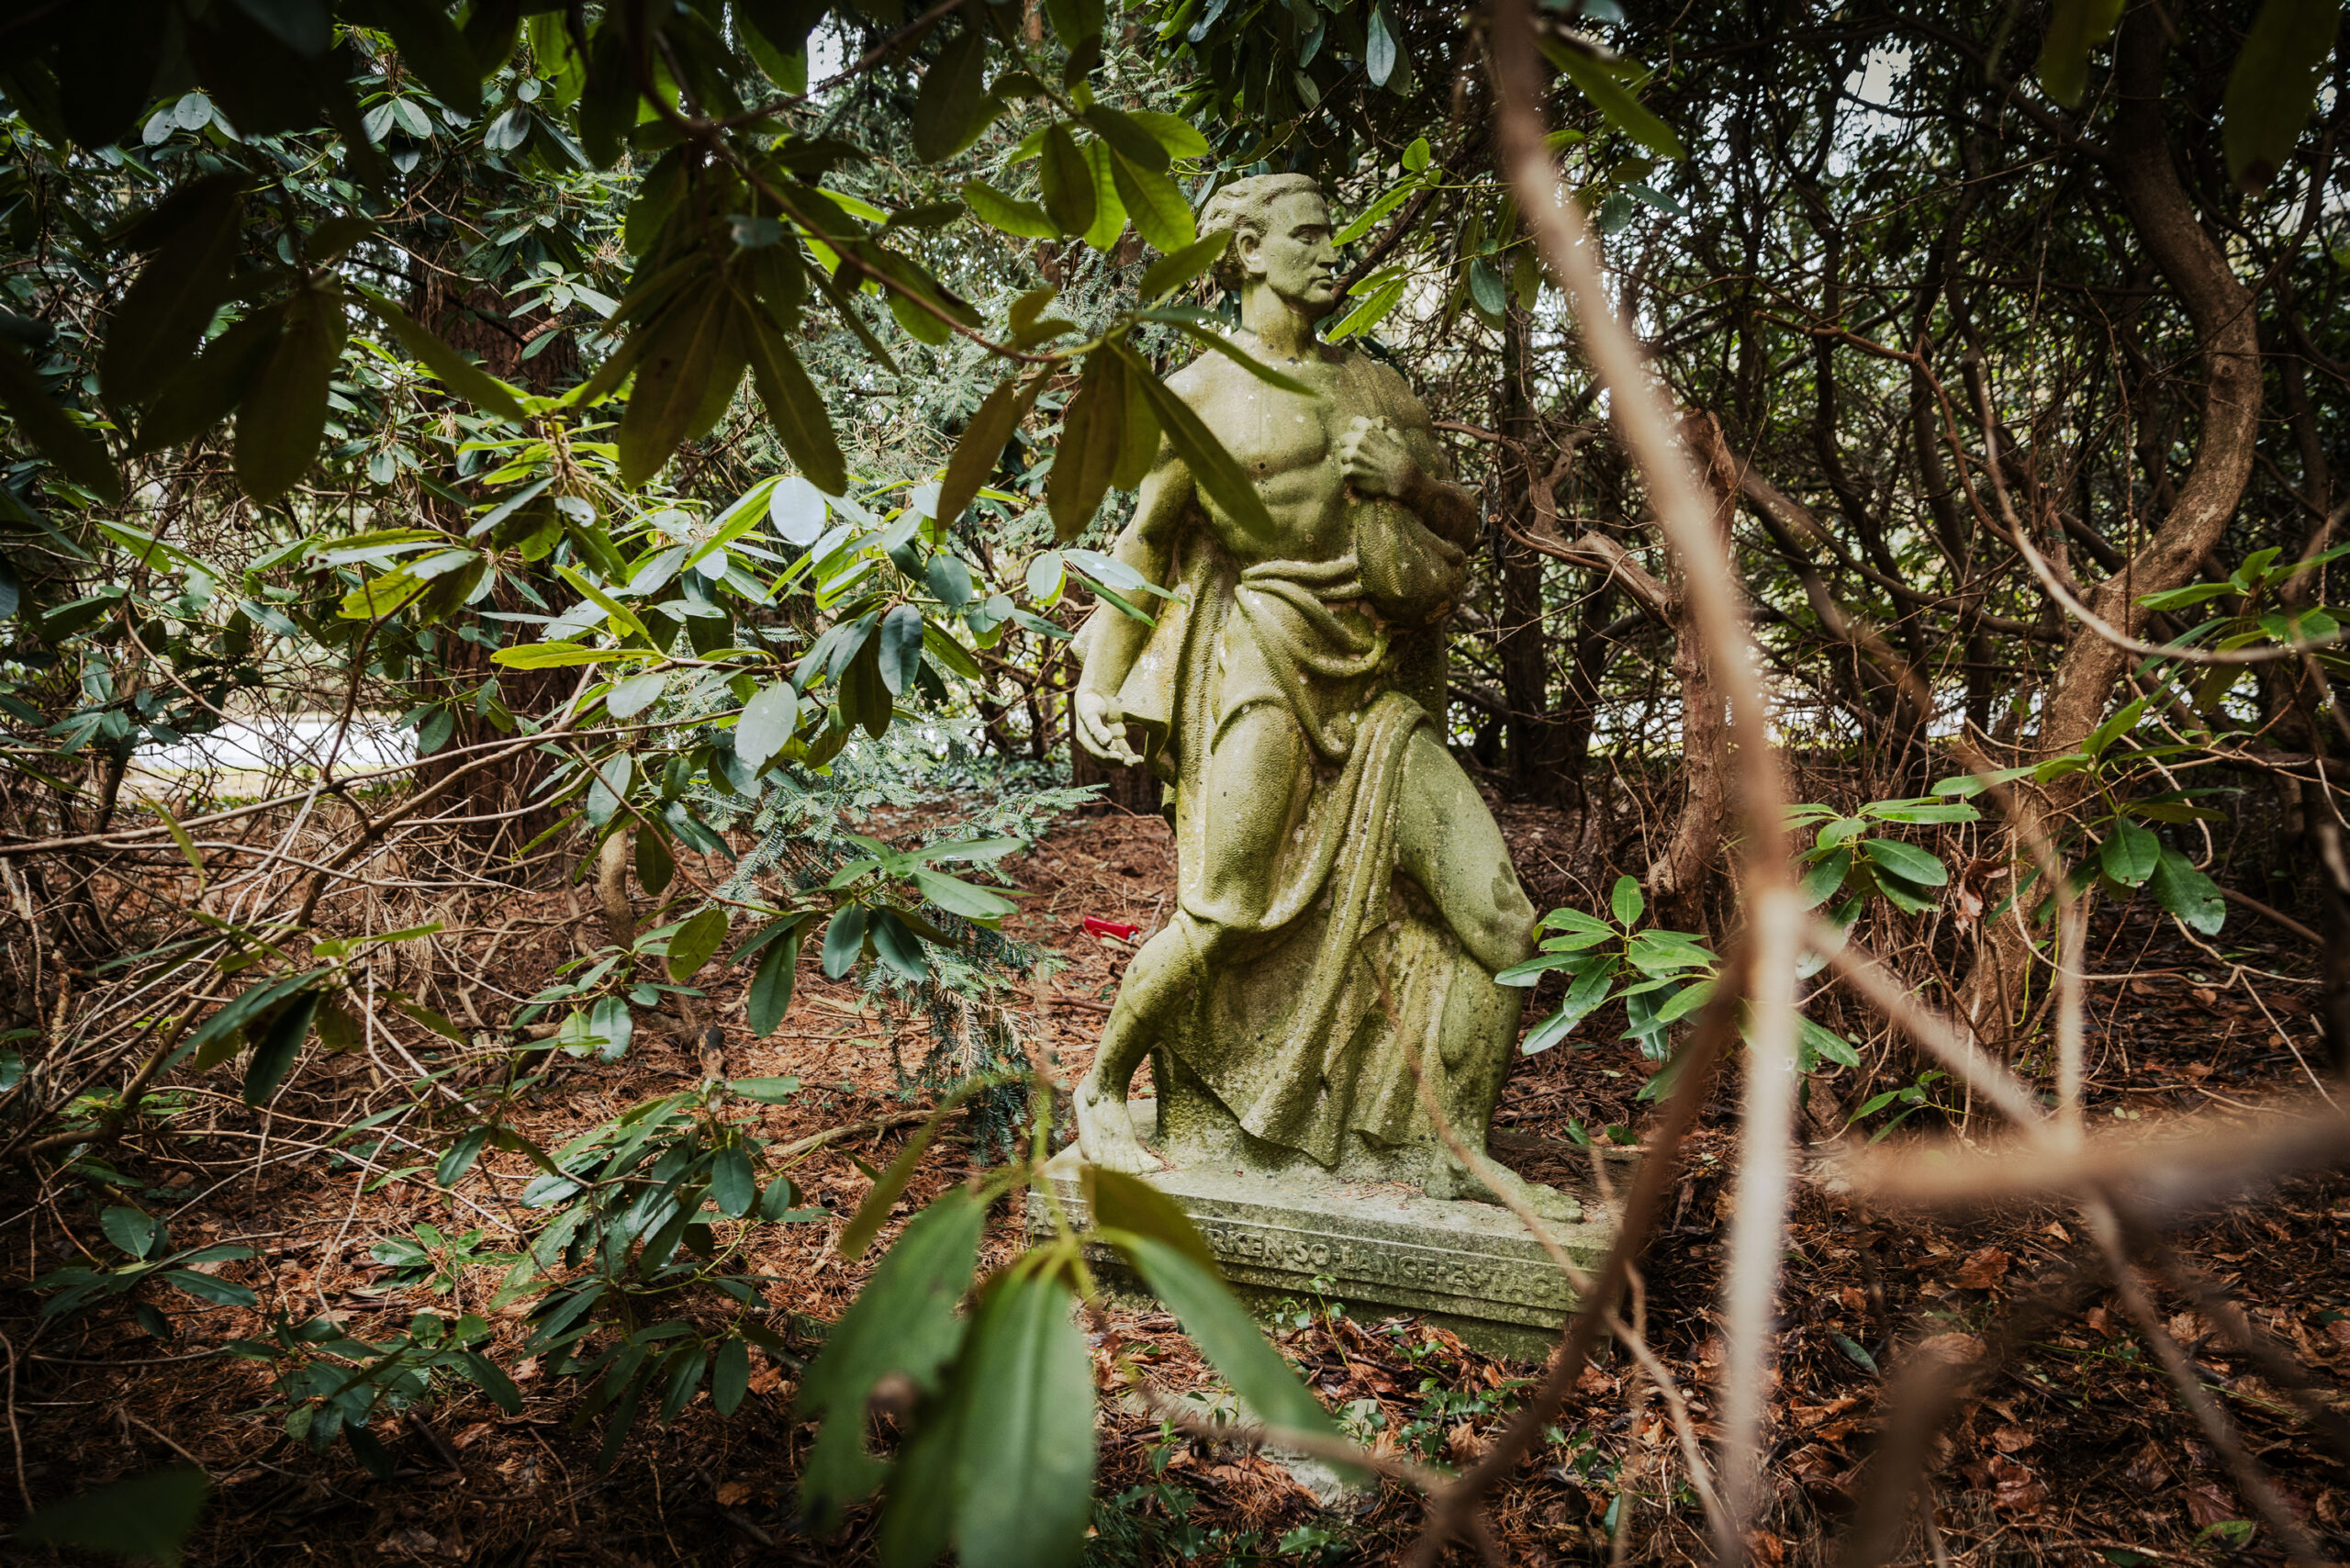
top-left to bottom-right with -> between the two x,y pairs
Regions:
1069,172 -> 1579,1224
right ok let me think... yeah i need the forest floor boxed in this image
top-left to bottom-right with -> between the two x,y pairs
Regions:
8,786 -> 2349,1566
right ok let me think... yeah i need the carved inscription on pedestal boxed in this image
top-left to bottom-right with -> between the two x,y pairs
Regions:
1189,1215 -> 1573,1317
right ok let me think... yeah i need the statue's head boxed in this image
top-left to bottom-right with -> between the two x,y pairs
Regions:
1200,174 -> 1340,316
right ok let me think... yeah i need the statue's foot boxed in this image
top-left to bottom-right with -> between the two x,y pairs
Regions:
1425,1150 -> 1584,1225
1073,1069 -> 1158,1175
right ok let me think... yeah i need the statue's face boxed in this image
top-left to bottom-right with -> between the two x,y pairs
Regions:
1239,192 -> 1340,315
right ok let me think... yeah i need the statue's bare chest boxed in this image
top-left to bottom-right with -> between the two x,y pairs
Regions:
1208,358 -> 1378,484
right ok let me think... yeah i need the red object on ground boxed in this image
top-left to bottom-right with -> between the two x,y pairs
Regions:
1082,916 -> 1141,941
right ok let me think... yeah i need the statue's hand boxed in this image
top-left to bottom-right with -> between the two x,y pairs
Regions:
1075,688 -> 1142,767
1337,415 -> 1416,499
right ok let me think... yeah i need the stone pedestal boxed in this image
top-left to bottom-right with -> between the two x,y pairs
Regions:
1028,1100 -> 1616,1361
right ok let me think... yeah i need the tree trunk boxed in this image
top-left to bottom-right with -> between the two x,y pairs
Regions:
1648,446 -> 1736,935
1958,6 -> 2263,1037
1497,307 -> 1567,801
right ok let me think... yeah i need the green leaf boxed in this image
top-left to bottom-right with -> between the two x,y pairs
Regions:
868,908 -> 928,981
1113,1234 -> 1358,1475
2099,819 -> 2160,887
1610,874 -> 1644,927
1366,4 -> 1399,84
937,374 -> 1038,530
734,681 -> 800,771
1027,550 -> 1065,602
1085,1167 -> 1217,1275
352,287 -> 527,420
912,24 -> 990,164
161,1268 -> 256,1307
134,308 -> 284,454
1325,274 -> 1404,342
1047,348 -> 1125,542
1543,42 -> 1686,160
2223,0 -> 2343,188
18,1467 -> 210,1565
185,966 -> 333,1062
2036,0 -> 2127,106
618,279 -> 727,489
2135,580 -> 2238,612
1080,138 -> 1128,250
1653,979 -> 1714,1025
837,1104 -> 966,1261
746,923 -> 802,1036
491,641 -> 636,668
241,991 -> 319,1105
667,907 -> 732,982
1334,180 -> 1418,246
711,1145 -> 757,1217
952,1267 -> 1095,1568
138,795 -> 207,890
877,604 -> 924,696
1493,951 -> 1588,986
1125,109 -> 1211,161
1799,1017 -> 1861,1070
962,178 -> 1057,239
657,1343 -> 708,1424
436,1125 -> 491,1187
554,563 -> 654,644
1113,342 -> 1279,540
731,1075 -> 800,1104
802,1208 -> 983,1541
1540,906 -> 1615,936
0,339 -> 120,501
2148,846 -> 2227,935
235,284 -> 344,505
822,905 -> 867,980
102,177 -> 241,405
607,669 -> 668,722
1830,1331 -> 1879,1374
712,1336 -> 751,1417
102,1204 -> 164,1260
1931,765 -> 2037,798
1106,150 -> 1196,252
744,308 -> 848,496
1798,847 -> 1852,910
2085,695 -> 2147,757
1138,231 -> 1230,303
1859,838 -> 1948,888
585,995 -> 632,1062
1041,0 -> 1103,49
1037,124 -> 1097,238
1864,800 -> 1982,824
796,1190 -> 984,1531
875,1373 -> 962,1566
1080,104 -> 1170,172
911,868 -> 1017,920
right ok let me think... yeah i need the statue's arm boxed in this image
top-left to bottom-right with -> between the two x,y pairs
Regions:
1339,363 -> 1482,550
1388,400 -> 1481,551
1072,441 -> 1192,764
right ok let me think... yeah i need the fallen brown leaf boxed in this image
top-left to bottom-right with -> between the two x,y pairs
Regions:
1953,1246 -> 2011,1290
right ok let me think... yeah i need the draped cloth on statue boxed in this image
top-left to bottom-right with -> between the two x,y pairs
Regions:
1100,532 -> 1483,1171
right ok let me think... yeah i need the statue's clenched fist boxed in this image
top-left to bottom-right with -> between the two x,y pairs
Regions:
1337,414 -> 1417,499
1075,687 -> 1142,767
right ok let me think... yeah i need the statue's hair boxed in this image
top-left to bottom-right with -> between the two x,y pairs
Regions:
1198,174 -> 1326,291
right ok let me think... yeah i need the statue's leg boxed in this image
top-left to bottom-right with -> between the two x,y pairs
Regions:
1393,727 -> 1583,1221
1074,704 -> 1306,1173
1394,725 -> 1540,976
1074,914 -> 1207,1173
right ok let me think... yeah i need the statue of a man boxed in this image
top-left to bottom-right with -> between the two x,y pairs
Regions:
1070,173 -> 1577,1223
